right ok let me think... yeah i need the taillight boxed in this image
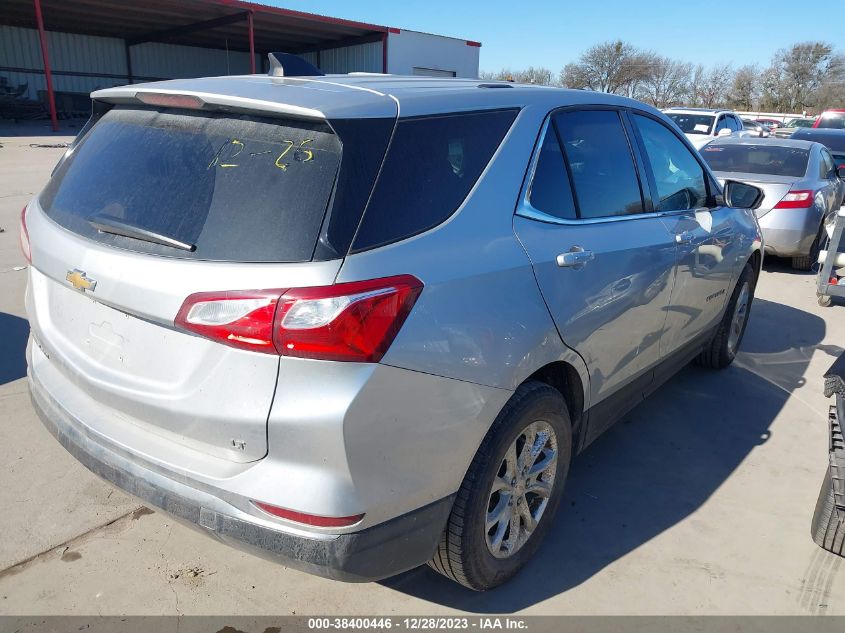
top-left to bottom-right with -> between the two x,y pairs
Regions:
20,205 -> 31,264
774,190 -> 814,209
274,275 -> 423,362
251,500 -> 364,528
175,290 -> 285,354
174,275 -> 423,362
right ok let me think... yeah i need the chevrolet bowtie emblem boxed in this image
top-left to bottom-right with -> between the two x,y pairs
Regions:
66,269 -> 97,293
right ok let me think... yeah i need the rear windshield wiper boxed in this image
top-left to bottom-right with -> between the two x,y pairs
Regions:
87,214 -> 196,252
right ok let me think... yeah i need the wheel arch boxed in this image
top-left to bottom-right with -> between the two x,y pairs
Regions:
525,361 -> 586,447
748,248 -> 763,288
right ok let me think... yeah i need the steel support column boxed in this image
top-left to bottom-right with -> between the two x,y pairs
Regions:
248,11 -> 256,74
381,32 -> 388,74
124,41 -> 133,84
33,0 -> 59,131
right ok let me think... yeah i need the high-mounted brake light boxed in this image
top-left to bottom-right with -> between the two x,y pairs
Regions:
174,275 -> 423,362
251,500 -> 364,528
774,190 -> 814,209
136,92 -> 205,110
20,205 -> 31,264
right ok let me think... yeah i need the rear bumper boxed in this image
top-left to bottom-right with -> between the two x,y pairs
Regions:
29,369 -> 454,582
758,207 -> 822,257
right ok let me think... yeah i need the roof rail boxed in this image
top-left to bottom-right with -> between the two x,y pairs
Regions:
267,52 -> 324,78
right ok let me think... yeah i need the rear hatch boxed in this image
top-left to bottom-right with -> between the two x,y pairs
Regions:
711,171 -> 802,219
26,96 -> 394,464
701,143 -> 812,219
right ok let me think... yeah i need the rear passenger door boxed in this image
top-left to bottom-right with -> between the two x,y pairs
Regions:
628,111 -> 740,356
513,107 -> 677,439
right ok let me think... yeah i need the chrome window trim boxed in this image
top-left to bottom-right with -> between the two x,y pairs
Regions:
516,113 -> 692,227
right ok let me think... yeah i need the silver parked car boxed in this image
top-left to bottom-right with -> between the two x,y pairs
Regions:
701,137 -> 845,269
741,119 -> 771,138
22,67 -> 764,590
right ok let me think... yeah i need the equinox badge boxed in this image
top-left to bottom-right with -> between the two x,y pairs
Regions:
66,269 -> 97,293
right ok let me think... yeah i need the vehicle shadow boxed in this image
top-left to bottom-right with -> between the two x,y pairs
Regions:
381,297 -> 828,611
0,312 -> 30,386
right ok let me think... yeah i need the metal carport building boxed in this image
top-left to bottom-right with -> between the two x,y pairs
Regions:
0,0 -> 481,129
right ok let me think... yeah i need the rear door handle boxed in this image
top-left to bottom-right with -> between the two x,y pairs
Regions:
557,247 -> 594,269
675,231 -> 694,245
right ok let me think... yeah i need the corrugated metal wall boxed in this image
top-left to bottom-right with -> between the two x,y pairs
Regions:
1,24 -> 381,117
317,41 -> 381,74
0,25 -> 127,102
289,42 -> 382,74
131,42 -> 255,79
0,25 -> 258,107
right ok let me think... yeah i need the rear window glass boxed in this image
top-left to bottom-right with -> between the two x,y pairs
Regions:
701,144 -> 809,177
666,113 -> 715,135
351,109 -> 517,252
528,124 -> 577,220
40,107 -> 341,262
816,113 -> 845,129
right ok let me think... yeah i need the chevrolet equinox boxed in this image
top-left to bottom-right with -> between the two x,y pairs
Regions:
23,64 -> 764,590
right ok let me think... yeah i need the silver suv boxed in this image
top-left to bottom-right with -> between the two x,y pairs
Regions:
23,70 -> 764,590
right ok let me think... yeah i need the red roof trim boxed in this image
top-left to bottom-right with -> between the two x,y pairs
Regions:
388,27 -> 401,34
466,40 -> 482,47
215,0 -> 389,32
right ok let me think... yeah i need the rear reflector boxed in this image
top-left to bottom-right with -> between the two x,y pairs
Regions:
136,92 -> 205,110
774,190 -> 814,209
20,205 -> 31,264
175,275 -> 423,362
251,500 -> 364,528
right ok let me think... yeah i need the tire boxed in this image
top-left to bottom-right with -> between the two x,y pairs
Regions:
792,225 -> 824,271
428,381 -> 573,590
696,263 -> 755,370
811,469 -> 845,556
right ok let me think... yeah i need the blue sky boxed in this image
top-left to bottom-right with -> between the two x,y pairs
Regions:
269,0 -> 836,72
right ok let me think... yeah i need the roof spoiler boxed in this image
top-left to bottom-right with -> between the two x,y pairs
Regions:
268,52 -> 324,78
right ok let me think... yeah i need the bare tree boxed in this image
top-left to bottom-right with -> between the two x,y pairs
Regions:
480,67 -> 555,85
558,40 -> 646,95
727,64 -> 758,111
764,42 -> 845,111
491,39 -> 845,115
639,55 -> 692,108
513,67 -> 554,85
697,64 -> 733,108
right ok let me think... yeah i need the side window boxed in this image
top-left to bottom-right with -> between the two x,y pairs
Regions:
822,150 -> 836,179
527,125 -> 577,220
715,116 -> 730,134
553,110 -> 644,219
731,116 -> 743,132
633,114 -> 708,212
351,109 -> 518,252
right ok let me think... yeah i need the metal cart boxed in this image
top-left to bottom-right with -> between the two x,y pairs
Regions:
811,351 -> 845,556
816,208 -> 845,307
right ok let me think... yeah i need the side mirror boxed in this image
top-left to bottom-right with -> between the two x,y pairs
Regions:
717,128 -> 732,137
837,167 -> 845,180
723,180 -> 764,209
